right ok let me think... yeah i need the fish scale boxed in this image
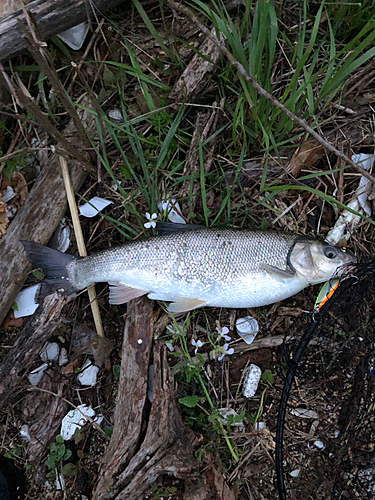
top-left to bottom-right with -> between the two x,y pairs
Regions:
22,228 -> 356,313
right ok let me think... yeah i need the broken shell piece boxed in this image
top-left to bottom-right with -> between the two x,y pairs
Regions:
326,198 -> 361,245
79,197 -> 113,218
353,153 -> 374,217
314,440 -> 325,449
28,363 -> 48,385
243,364 -> 262,398
290,469 -> 300,478
57,22 -> 89,51
59,347 -> 69,366
218,407 -> 244,429
77,359 -> 99,386
2,186 -> 15,203
55,470 -> 65,490
60,404 -> 96,440
236,316 -> 259,345
40,342 -> 60,362
14,284 -> 39,318
158,199 -> 186,224
108,108 -> 124,124
290,408 -> 319,419
48,218 -> 71,253
20,424 -> 31,442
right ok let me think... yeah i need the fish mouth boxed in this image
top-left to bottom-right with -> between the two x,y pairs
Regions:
334,262 -> 357,278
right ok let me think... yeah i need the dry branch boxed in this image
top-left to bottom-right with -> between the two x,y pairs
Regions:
0,102 -> 95,326
0,0 -> 126,62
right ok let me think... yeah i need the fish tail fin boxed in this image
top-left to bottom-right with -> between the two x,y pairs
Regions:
21,240 -> 79,298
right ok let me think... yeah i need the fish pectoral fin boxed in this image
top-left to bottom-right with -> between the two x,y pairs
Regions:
262,264 -> 295,280
109,284 -> 148,305
167,297 -> 206,313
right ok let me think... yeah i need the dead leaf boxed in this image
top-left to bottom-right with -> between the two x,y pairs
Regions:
1,310 -> 23,331
11,171 -> 28,207
287,140 -> 325,177
0,193 -> 9,238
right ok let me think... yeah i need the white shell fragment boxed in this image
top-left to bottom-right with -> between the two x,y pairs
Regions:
290,408 -> 319,419
353,153 -> 374,216
20,424 -> 31,442
57,22 -> 89,50
2,186 -> 15,203
28,363 -> 48,385
60,404 -> 96,441
236,316 -> 259,345
40,342 -> 60,362
55,470 -> 65,490
290,469 -> 300,478
314,440 -> 325,449
49,218 -> 71,253
218,407 -> 244,428
108,108 -> 124,124
158,199 -> 186,224
243,364 -> 262,398
77,359 -> 99,386
59,347 -> 69,366
326,198 -> 361,245
79,197 -> 113,218
13,285 -> 39,318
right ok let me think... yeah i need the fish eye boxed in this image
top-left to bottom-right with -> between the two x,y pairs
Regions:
323,246 -> 337,259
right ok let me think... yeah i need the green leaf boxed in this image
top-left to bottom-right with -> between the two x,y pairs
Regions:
61,462 -> 78,478
112,365 -> 121,380
55,435 -> 64,444
178,395 -> 204,408
261,369 -> 274,386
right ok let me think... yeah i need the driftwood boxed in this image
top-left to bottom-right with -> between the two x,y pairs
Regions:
0,0 -> 126,62
93,296 -> 200,500
0,292 -> 66,407
0,102 -> 96,326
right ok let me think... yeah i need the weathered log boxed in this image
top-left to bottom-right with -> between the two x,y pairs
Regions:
0,0 -> 126,62
0,102 -> 95,326
93,296 -> 200,499
0,292 -> 66,407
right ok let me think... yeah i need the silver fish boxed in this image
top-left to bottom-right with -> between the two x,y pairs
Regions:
21,225 -> 356,313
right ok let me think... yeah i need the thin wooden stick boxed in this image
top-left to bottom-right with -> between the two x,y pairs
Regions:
168,0 -> 375,185
59,155 -> 104,338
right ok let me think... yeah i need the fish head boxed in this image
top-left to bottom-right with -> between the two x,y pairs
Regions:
288,240 -> 357,283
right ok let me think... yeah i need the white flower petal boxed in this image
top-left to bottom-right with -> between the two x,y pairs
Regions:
227,348 -> 234,355
145,212 -> 151,220
223,343 -> 229,351
150,213 -> 157,220
144,221 -> 152,228
197,340 -> 203,347
222,326 -> 229,335
223,334 -> 231,341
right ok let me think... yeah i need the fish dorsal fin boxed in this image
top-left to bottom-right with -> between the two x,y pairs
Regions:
109,283 -> 147,305
262,264 -> 295,280
167,297 -> 206,313
156,222 -> 204,235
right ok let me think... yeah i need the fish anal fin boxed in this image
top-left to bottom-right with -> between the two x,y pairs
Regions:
262,264 -> 295,280
109,284 -> 147,305
167,297 -> 206,313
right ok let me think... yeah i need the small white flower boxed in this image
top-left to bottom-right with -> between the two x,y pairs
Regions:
144,212 -> 157,229
191,338 -> 203,354
217,342 -> 234,361
216,325 -> 231,342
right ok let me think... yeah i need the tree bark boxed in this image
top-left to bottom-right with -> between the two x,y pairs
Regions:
0,292 -> 66,407
93,296 -> 200,500
0,0 -> 126,62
